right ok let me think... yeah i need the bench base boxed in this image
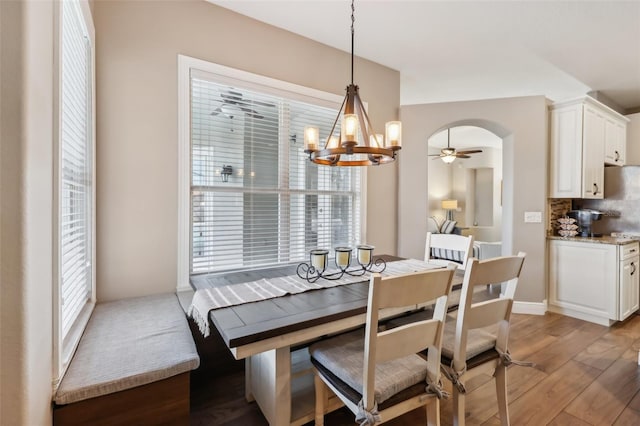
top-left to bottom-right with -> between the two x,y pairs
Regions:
53,372 -> 190,426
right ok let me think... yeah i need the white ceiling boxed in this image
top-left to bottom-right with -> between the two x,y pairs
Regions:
209,0 -> 640,112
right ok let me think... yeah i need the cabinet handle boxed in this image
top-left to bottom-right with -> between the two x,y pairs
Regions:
593,183 -> 599,195
632,262 -> 636,276
615,150 -> 620,161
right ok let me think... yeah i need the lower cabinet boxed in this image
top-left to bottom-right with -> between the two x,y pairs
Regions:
548,240 -> 640,326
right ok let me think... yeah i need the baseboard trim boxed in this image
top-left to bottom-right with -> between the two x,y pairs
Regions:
512,299 -> 547,315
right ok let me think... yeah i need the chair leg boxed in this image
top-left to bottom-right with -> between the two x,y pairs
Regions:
426,400 -> 440,426
314,373 -> 325,426
452,386 -> 466,426
495,366 -> 510,426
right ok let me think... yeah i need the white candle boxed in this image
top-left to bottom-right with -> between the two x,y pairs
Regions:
357,245 -> 374,265
310,250 -> 327,270
335,248 -> 351,268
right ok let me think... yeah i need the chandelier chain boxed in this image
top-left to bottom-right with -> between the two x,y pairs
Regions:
351,0 -> 355,85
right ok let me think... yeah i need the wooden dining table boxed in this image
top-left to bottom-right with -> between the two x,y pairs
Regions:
190,255 -> 463,426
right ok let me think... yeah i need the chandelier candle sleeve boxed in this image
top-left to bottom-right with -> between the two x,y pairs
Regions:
304,126 -> 319,151
385,121 -> 402,148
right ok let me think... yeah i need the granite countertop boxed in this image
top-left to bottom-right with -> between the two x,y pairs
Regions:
547,235 -> 639,245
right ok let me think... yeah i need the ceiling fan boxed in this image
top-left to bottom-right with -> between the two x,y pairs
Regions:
210,89 -> 274,120
429,128 -> 483,163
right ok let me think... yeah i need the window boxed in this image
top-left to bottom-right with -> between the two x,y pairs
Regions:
178,57 -> 365,284
53,0 -> 95,386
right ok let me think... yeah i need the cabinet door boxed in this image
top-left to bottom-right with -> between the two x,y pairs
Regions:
619,256 -> 639,321
604,116 -> 626,166
582,106 -> 605,199
549,104 -> 583,198
549,240 -> 616,320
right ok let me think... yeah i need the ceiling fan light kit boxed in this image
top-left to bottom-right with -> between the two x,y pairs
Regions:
430,128 -> 483,163
303,0 -> 401,167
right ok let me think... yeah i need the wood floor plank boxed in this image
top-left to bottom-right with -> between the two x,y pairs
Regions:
574,332 -> 633,371
627,389 -> 640,411
526,322 -> 607,374
506,360 -> 600,425
565,356 -> 640,425
613,407 -> 640,426
613,406 -> 640,426
548,411 -> 593,425
538,313 -> 590,338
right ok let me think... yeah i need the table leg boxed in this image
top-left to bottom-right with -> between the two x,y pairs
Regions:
249,347 -> 292,426
245,358 -> 255,402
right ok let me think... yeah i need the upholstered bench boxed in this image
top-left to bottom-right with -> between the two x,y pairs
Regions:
53,293 -> 200,426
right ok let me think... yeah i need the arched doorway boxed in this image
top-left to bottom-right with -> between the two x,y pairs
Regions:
427,125 -> 503,242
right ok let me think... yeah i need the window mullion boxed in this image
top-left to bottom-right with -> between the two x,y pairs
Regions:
279,100 -> 291,264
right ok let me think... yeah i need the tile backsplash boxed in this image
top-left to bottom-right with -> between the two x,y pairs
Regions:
547,198 -> 572,235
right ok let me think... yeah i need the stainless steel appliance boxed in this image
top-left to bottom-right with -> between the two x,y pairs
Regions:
567,209 -> 603,237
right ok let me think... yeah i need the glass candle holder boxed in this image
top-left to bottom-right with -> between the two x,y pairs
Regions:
310,249 -> 329,271
356,245 -> 374,266
334,247 -> 352,269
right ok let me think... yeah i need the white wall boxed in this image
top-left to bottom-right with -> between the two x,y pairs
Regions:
399,97 -> 548,303
626,112 -> 640,165
0,0 -> 54,424
93,0 -> 401,301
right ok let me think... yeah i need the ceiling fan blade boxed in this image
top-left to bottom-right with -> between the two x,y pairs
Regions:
455,154 -> 471,159
457,149 -> 483,155
428,154 -> 443,157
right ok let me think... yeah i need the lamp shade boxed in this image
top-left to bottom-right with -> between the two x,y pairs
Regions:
441,199 -> 458,210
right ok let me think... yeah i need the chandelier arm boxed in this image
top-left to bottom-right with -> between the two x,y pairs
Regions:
354,91 -> 380,147
324,94 -> 349,149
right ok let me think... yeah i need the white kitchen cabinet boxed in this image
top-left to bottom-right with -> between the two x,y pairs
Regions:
604,115 -> 627,166
619,244 -> 639,320
548,239 -> 639,326
549,97 -> 628,198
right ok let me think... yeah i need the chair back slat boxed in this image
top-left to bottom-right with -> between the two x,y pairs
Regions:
376,268 -> 455,310
466,255 -> 524,287
425,232 -> 474,270
467,298 -> 511,330
376,318 -> 440,363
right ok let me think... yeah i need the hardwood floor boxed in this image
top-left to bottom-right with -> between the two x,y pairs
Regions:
190,312 -> 640,425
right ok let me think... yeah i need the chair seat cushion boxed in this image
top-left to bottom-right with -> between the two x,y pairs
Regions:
309,329 -> 427,405
441,315 -> 498,361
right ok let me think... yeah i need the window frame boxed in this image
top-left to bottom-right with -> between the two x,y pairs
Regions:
52,0 -> 96,390
177,55 -> 367,290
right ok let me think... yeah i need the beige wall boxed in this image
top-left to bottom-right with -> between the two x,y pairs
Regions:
399,96 -> 548,303
1,0 -> 54,424
93,0 -> 400,301
626,112 -> 640,165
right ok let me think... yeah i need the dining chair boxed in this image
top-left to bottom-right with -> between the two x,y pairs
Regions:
440,252 -> 527,426
309,264 -> 457,426
425,232 -> 474,271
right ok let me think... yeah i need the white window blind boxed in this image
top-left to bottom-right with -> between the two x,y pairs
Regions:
60,0 -> 93,336
190,74 -> 362,275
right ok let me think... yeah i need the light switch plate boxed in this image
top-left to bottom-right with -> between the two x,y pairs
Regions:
524,211 -> 542,223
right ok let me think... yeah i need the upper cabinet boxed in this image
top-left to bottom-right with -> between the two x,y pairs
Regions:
549,96 -> 629,199
604,114 -> 627,166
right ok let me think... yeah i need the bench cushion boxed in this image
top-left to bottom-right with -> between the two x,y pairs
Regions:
54,293 -> 200,405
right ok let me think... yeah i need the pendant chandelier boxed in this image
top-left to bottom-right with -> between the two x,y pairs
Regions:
303,0 -> 402,166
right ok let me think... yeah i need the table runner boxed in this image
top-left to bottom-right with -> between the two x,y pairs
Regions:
189,259 -> 440,337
